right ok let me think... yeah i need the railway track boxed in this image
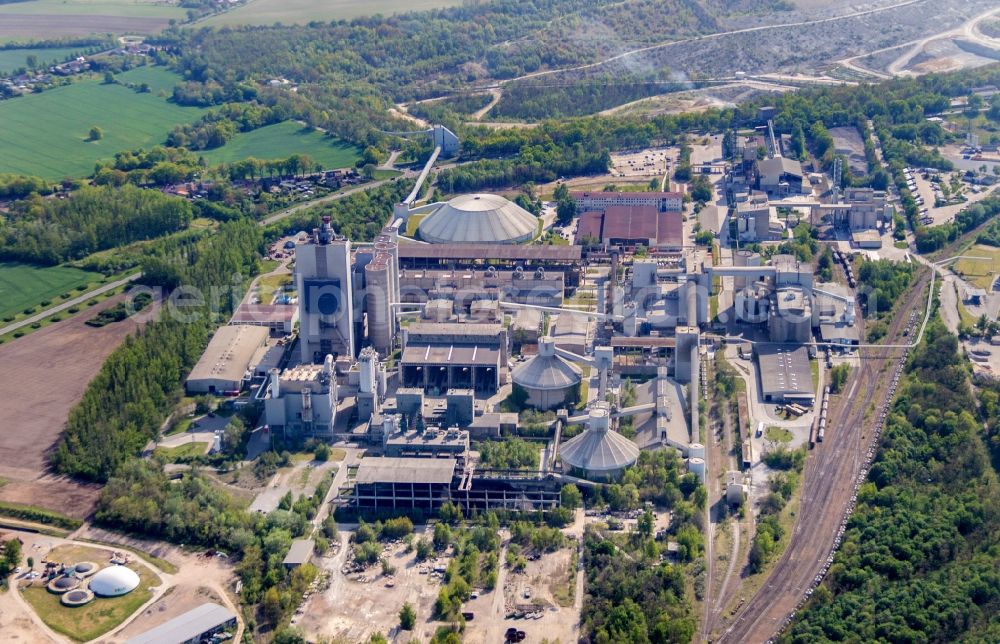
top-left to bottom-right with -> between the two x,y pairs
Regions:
717,269 -> 930,643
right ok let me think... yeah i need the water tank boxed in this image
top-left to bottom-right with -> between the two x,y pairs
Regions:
688,442 -> 705,459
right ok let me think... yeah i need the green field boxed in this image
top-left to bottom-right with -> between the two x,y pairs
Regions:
0,46 -> 92,74
202,121 -> 361,168
202,0 -> 462,26
0,0 -> 184,18
0,263 -> 99,321
115,65 -> 183,95
21,545 -> 157,642
0,75 -> 204,179
954,244 -> 1000,290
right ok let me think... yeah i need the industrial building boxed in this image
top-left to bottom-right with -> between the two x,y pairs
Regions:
296,216 -> 355,362
756,157 -> 806,196
415,193 -> 539,245
769,286 -> 813,343
400,323 -> 507,394
575,205 -> 683,251
230,302 -> 299,335
348,456 -> 561,513
397,266 -> 565,310
756,344 -> 815,404
186,325 -> 271,394
264,356 -> 339,438
356,228 -> 400,356
571,190 -> 683,213
814,284 -> 860,346
125,602 -> 237,644
735,191 -> 775,242
283,539 -> 315,570
512,338 -> 583,410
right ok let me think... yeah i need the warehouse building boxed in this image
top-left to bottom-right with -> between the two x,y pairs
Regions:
397,266 -> 564,309
186,325 -> 271,394
575,205 -> 683,251
125,602 -> 237,644
282,540 -> 315,570
756,344 -> 815,404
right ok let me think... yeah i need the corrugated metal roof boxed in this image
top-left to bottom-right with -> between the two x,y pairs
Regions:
125,603 -> 236,644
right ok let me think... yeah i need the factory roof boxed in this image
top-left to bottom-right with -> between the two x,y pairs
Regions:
186,325 -> 270,387
757,344 -> 814,398
576,211 -> 604,243
602,205 -> 683,248
418,194 -> 538,244
758,156 -> 804,181
405,322 -> 503,339
283,540 -> 315,566
355,457 -> 457,484
125,603 -> 236,644
401,344 -> 501,366
553,312 -> 591,337
398,244 -> 581,261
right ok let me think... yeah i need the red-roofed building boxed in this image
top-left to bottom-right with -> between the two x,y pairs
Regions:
574,205 -> 683,251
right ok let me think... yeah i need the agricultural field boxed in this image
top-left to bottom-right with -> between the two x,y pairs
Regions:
201,0 -> 462,26
0,75 -> 204,179
0,1 -> 182,42
115,64 -> 183,95
0,46 -> 93,74
202,120 -> 362,168
953,244 -> 1000,290
0,262 -> 99,321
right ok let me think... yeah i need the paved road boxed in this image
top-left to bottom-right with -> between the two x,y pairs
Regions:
0,272 -> 141,338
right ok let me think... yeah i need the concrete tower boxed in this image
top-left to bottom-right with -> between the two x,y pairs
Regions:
296,216 -> 355,363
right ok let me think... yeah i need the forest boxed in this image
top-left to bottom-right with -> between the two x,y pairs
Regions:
781,319 -> 1000,643
580,450 -> 702,644
51,220 -> 263,481
0,185 -> 192,265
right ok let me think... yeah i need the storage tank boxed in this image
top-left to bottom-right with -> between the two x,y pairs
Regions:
688,457 -> 706,481
688,442 -> 705,459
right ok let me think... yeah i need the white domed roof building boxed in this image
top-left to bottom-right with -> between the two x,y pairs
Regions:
89,565 -> 139,597
511,338 -> 582,410
417,194 -> 538,244
559,403 -> 640,481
